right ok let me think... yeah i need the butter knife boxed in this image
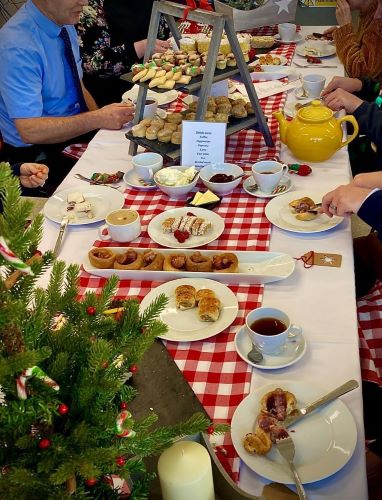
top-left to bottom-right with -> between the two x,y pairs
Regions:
53,215 -> 69,257
284,379 -> 359,428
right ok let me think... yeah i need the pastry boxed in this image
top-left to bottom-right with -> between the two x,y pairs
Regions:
163,254 -> 187,271
243,428 -> 272,455
140,118 -> 153,127
162,217 -> 176,233
157,129 -> 172,143
232,105 -> 247,119
132,68 -> 148,82
140,67 -> 157,82
185,252 -> 212,272
198,297 -> 221,322
215,96 -> 230,106
171,131 -> 182,145
195,288 -> 215,304
167,112 -> 183,124
212,253 -> 238,273
74,201 -> 93,219
88,248 -> 115,269
149,76 -> 167,88
132,123 -> 147,138
178,75 -> 192,85
163,122 -> 178,132
245,102 -> 254,115
190,218 -> 211,236
261,388 -> 297,421
289,196 -> 318,220
141,250 -> 164,270
158,80 -> 176,90
114,249 -> 143,270
188,101 -> 198,112
215,112 -> 229,123
217,103 -> 232,114
250,35 -> 275,48
145,126 -> 159,140
175,285 -> 196,310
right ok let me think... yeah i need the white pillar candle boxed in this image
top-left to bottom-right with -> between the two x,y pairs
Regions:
158,440 -> 215,500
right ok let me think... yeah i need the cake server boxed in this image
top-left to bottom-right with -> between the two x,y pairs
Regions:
284,379 -> 359,428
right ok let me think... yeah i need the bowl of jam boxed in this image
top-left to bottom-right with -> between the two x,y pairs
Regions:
200,163 -> 244,196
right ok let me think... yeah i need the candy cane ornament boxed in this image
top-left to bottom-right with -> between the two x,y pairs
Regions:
114,410 -> 136,438
0,236 -> 34,276
16,366 -> 59,400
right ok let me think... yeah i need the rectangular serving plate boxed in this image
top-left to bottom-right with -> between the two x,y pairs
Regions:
84,248 -> 295,285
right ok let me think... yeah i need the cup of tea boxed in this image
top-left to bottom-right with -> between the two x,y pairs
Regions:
302,74 -> 326,98
99,209 -> 141,242
132,152 -> 163,182
251,160 -> 288,193
245,307 -> 302,355
278,23 -> 296,41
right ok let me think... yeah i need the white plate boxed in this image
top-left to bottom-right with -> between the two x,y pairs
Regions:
294,87 -> 310,100
296,45 -> 336,58
234,325 -> 306,370
253,55 -> 288,66
250,65 -> 290,81
122,85 -> 179,106
140,277 -> 239,341
83,248 -> 296,285
148,207 -> 225,249
228,79 -> 238,94
274,33 -> 303,44
231,381 -> 357,484
43,185 -> 125,226
265,190 -> 344,234
123,170 -> 157,190
243,175 -> 292,198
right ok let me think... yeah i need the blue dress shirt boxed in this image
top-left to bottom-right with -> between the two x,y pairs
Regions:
0,0 -> 84,147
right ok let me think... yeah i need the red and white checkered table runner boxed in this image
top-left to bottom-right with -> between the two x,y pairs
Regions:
77,27 -> 297,481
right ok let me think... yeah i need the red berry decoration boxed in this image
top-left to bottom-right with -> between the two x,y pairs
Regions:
58,403 -> 69,416
207,425 -> 214,435
101,360 -> 109,369
120,401 -> 128,410
248,48 -> 256,61
38,438 -> 51,449
129,364 -> 138,374
86,306 -> 96,316
85,478 -> 97,487
116,456 -> 126,467
297,164 -> 312,176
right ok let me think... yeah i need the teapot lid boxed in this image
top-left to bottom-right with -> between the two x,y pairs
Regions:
298,100 -> 333,121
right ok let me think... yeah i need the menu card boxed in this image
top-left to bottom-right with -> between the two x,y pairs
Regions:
181,121 -> 226,168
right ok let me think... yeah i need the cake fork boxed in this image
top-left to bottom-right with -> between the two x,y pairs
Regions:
275,434 -> 307,500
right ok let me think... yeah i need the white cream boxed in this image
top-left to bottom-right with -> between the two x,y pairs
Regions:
155,167 -> 197,186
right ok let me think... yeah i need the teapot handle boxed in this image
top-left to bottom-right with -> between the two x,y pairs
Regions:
337,115 -> 359,150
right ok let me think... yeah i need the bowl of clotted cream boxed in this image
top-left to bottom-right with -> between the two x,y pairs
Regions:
154,166 -> 199,199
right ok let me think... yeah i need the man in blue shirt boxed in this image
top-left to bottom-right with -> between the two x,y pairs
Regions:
0,0 -> 134,191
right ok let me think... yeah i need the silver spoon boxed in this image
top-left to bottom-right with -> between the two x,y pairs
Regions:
247,343 -> 263,364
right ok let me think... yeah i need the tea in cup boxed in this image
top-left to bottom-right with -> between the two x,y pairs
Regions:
132,152 -> 163,181
302,74 -> 326,98
245,307 -> 302,355
278,23 -> 296,41
251,160 -> 288,193
99,209 -> 141,242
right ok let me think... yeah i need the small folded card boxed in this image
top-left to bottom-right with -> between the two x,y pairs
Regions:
297,251 -> 342,268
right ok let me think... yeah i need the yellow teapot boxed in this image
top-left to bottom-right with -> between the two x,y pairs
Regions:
274,100 -> 359,162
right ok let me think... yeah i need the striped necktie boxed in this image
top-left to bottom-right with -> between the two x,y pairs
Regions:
59,27 -> 88,112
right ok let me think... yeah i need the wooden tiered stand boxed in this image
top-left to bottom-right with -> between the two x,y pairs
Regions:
127,0 -> 274,159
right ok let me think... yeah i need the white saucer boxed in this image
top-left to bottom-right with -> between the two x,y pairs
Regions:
243,175 -> 292,198
294,87 -> 311,100
123,170 -> 157,190
234,325 -> 307,370
275,33 -> 303,44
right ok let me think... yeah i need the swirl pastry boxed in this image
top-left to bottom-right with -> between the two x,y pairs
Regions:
141,250 -> 164,271
88,248 -> 115,269
175,285 -> 196,310
185,252 -> 212,272
114,249 -> 143,270
212,253 -> 238,273
163,254 -> 187,271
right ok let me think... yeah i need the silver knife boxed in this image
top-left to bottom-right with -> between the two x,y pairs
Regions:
285,379 -> 359,428
53,216 -> 69,257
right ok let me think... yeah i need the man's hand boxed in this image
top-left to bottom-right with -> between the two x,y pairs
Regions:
322,88 -> 363,113
96,103 -> 135,130
336,0 -> 352,26
19,163 -> 49,189
321,184 -> 373,217
321,76 -> 363,97
323,26 -> 337,37
134,38 -> 171,59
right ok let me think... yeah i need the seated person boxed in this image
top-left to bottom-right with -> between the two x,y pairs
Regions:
0,0 -> 135,191
77,0 -> 171,106
324,0 -> 382,80
322,76 -> 382,175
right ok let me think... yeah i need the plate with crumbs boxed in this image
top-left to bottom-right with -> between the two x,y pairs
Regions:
139,277 -> 239,341
148,207 -> 225,249
43,185 -> 125,226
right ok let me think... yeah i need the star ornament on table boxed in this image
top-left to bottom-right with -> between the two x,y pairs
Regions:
321,255 -> 335,265
275,0 -> 293,14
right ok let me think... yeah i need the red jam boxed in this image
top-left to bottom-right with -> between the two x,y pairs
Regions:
209,173 -> 234,183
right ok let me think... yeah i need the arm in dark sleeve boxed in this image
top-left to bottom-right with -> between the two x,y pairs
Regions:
353,102 -> 382,151
356,79 -> 381,102
358,190 -> 382,238
11,163 -> 21,177
369,438 -> 382,459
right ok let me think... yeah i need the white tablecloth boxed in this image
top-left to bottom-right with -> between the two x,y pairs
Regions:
38,26 -> 367,500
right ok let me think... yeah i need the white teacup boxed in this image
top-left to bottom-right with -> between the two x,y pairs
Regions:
132,152 -> 163,181
245,307 -> 302,355
251,160 -> 288,193
302,74 -> 326,98
99,209 -> 141,243
278,23 -> 296,41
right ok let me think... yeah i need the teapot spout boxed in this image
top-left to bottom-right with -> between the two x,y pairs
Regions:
273,111 -> 288,144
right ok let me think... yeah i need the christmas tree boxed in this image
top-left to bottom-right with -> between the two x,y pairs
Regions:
0,162 -> 221,499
